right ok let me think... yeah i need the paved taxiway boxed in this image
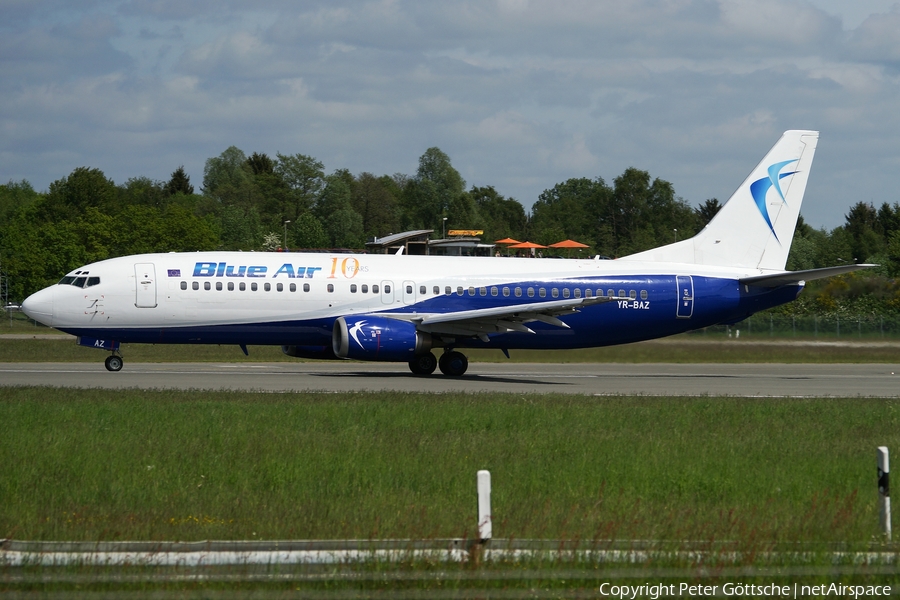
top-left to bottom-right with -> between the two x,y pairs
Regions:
1,362 -> 897,397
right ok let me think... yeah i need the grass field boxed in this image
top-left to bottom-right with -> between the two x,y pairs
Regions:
2,387 -> 897,544
5,387 -> 900,595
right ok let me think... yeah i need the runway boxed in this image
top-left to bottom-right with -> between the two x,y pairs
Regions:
1,361 -> 897,397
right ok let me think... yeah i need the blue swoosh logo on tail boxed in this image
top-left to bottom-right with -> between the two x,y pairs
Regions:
750,159 -> 798,241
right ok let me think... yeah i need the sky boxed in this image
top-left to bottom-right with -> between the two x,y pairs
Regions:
2,0 -> 899,230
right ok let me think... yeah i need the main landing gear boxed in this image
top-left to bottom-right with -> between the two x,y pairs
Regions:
104,354 -> 123,372
408,350 -> 469,376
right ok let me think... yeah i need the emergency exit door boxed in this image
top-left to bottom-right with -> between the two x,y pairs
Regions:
675,275 -> 693,319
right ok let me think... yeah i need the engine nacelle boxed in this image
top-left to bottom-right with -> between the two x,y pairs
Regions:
333,316 -> 431,361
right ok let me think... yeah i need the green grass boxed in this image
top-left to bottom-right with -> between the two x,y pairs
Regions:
2,387 -> 897,545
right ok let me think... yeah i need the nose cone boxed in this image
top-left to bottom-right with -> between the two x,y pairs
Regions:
22,286 -> 55,327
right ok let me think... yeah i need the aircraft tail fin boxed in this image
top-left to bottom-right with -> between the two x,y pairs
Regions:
620,130 -> 819,271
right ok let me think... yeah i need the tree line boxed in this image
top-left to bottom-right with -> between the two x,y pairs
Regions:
1,145 -> 899,314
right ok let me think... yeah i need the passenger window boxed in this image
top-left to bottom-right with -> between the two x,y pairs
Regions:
607,289 -> 614,297
527,287 -> 534,297
641,290 -> 648,300
539,288 -> 546,298
351,284 -> 358,293
373,285 -> 379,294
420,285 -> 427,294
240,282 -> 246,291
574,288 -> 581,298
265,283 -> 271,292
384,284 -> 391,293
303,283 -> 310,292
457,286 -> 464,296
618,289 -> 626,297
502,287 -> 510,297
251,283 -> 258,291
629,290 -> 637,299
192,282 -> 199,290
433,286 -> 439,294
480,287 -> 487,296
216,282 -> 223,291
491,287 -> 498,296
204,282 -> 211,291
362,284 -> 368,293
468,286 -> 475,296
327,284 -> 334,293
181,281 -> 187,290
552,288 -> 559,298
277,283 -> 283,292
515,287 -> 522,297
290,283 -> 296,292
228,282 -> 234,291
585,289 -> 592,298
445,286 -> 452,295
563,288 -> 570,298
407,285 -> 413,294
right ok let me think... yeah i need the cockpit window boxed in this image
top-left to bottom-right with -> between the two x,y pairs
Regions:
58,275 -> 101,288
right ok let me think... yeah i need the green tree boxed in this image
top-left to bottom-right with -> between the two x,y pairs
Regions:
274,153 -> 325,222
291,212 -> 329,249
530,177 -> 609,250
351,172 -> 400,239
843,201 -> 883,262
165,166 -> 194,196
470,186 -> 526,242
120,176 -> 166,208
401,148 -> 468,231
202,146 -> 250,198
316,172 -> 364,248
43,167 -> 118,221
695,198 -> 722,228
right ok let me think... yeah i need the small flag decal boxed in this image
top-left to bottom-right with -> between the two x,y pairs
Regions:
167,269 -> 181,277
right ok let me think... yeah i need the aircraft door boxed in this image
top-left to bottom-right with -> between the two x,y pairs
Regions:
381,280 -> 394,305
675,275 -> 693,318
135,263 -> 158,308
402,280 -> 416,305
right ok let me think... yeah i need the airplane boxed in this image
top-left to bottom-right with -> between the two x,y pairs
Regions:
21,130 -> 873,375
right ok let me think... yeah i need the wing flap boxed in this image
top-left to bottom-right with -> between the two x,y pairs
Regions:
399,295 -> 623,339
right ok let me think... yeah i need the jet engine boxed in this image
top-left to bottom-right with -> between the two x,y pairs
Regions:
333,316 -> 431,361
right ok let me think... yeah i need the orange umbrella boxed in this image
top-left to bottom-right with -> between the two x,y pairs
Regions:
549,239 -> 589,248
508,241 -> 547,249
494,237 -> 522,244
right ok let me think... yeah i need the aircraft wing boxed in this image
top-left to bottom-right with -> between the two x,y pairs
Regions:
390,295 -> 623,340
740,264 -> 878,288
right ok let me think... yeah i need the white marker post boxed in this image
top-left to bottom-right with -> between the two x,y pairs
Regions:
878,446 -> 891,541
477,470 -> 492,542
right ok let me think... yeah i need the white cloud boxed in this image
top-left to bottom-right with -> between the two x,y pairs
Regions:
2,0 -> 900,230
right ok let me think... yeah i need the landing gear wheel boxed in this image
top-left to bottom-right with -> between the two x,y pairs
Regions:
105,355 -> 123,372
408,352 -> 438,375
438,351 -> 468,376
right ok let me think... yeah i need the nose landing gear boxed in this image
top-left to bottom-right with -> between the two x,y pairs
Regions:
104,354 -> 123,372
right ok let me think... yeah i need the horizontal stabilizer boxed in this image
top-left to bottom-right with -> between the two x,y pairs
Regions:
740,264 -> 878,287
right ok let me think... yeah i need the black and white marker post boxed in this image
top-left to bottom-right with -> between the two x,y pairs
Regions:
878,446 -> 891,541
